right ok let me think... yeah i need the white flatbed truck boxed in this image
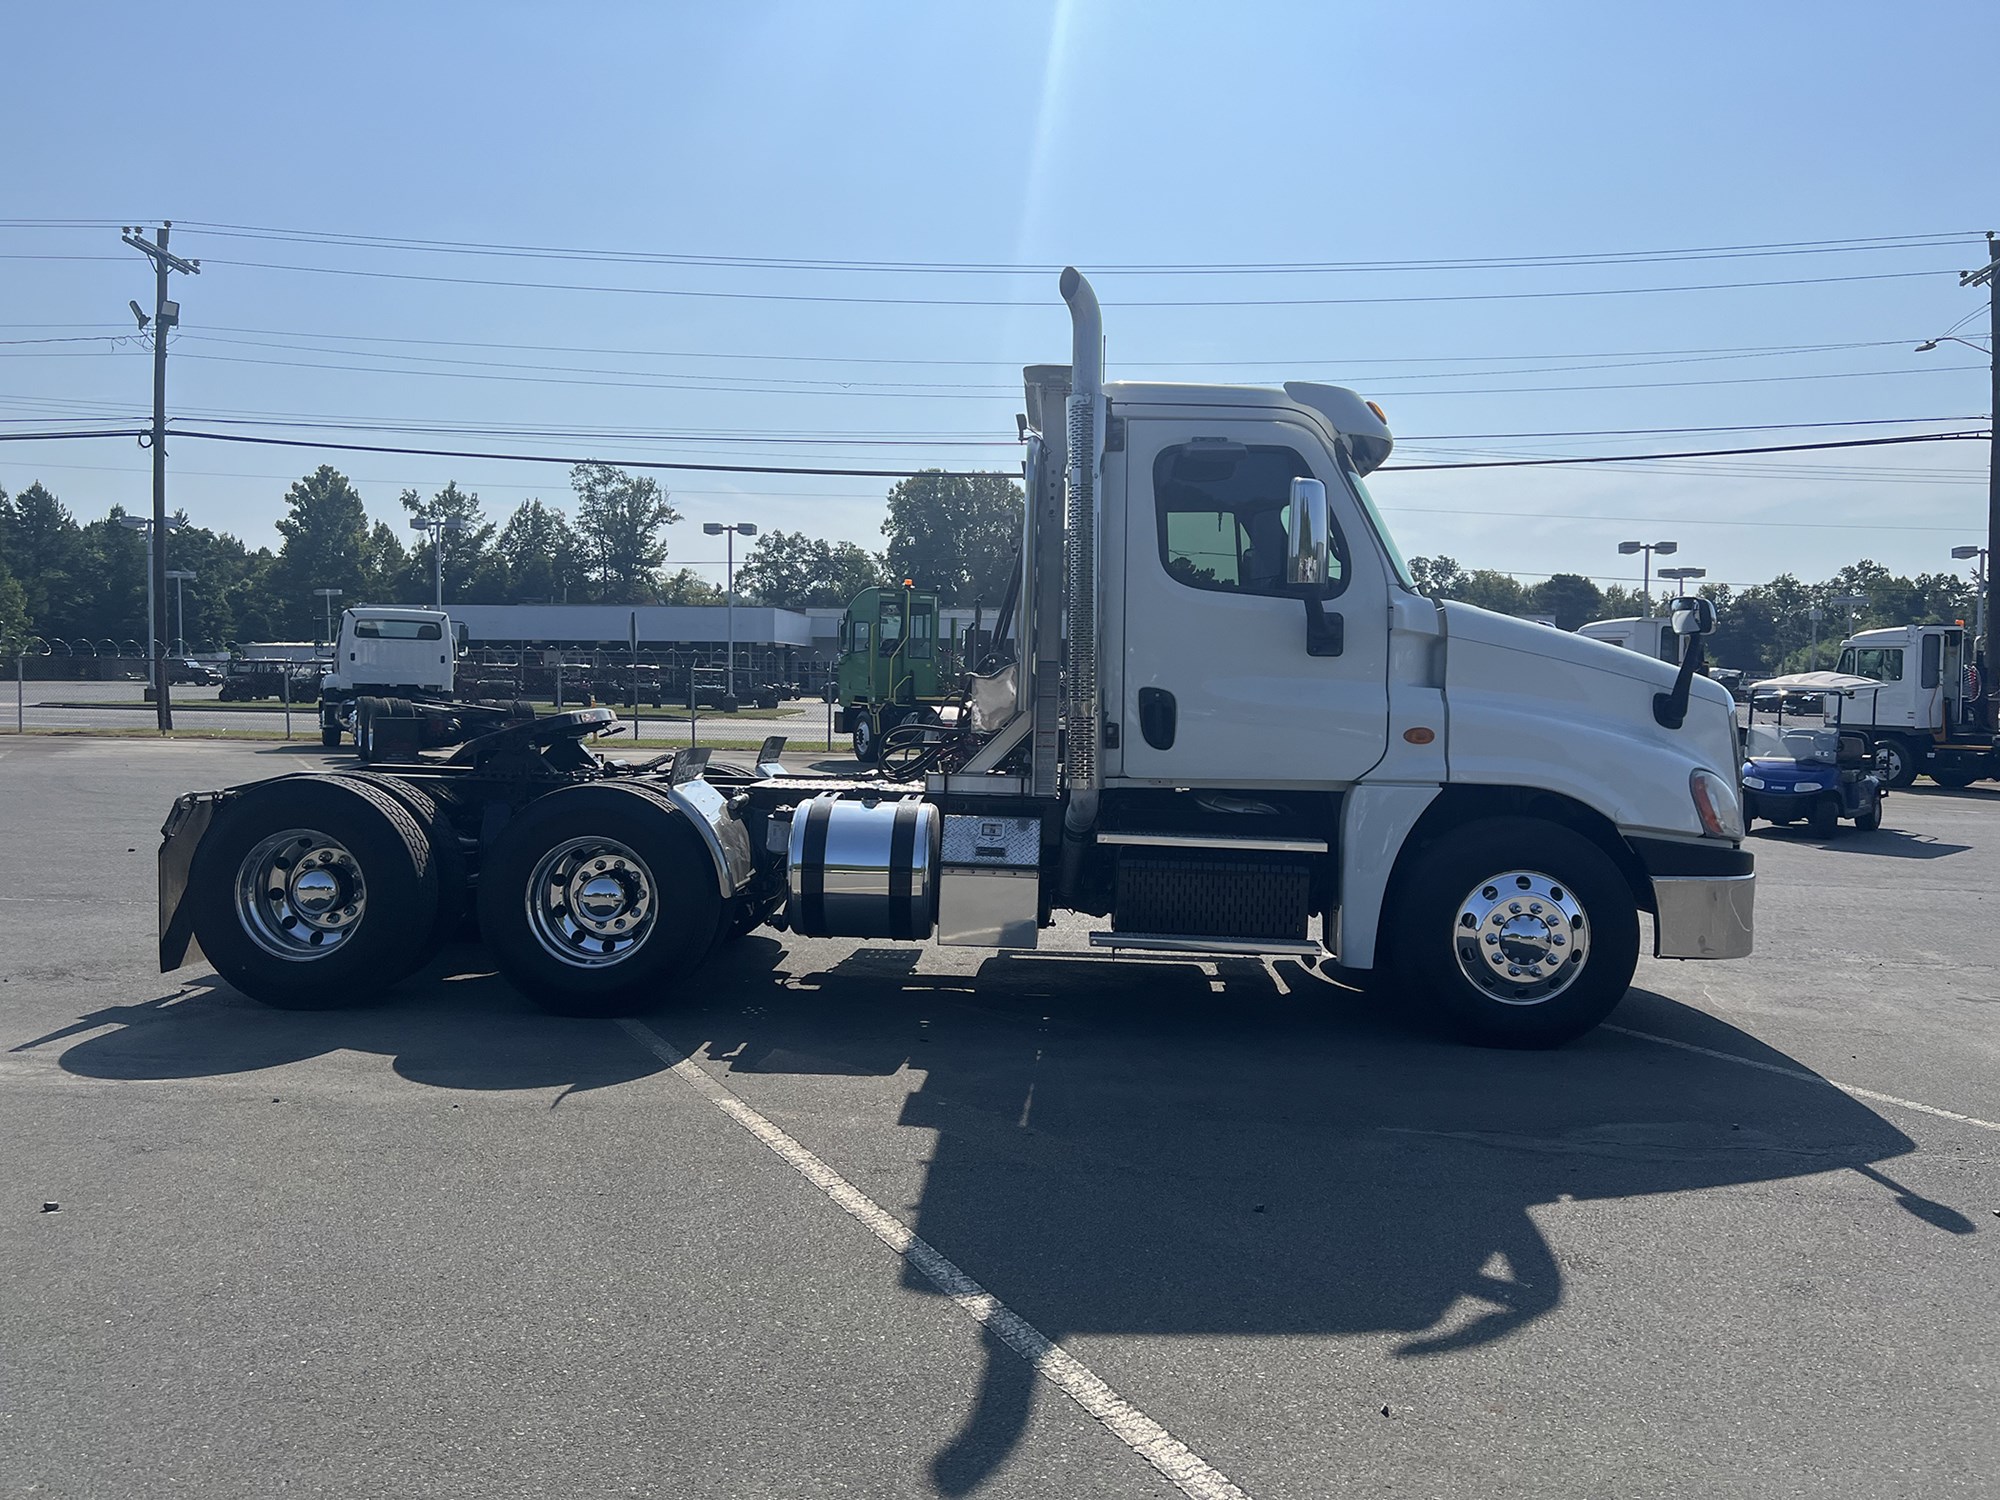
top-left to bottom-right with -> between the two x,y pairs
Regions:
156,270 -> 1753,1047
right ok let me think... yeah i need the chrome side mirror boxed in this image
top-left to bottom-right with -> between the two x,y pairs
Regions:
1670,595 -> 1717,636
1287,477 -> 1331,590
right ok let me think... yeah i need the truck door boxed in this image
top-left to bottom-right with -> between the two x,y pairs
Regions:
1117,418 -> 1391,786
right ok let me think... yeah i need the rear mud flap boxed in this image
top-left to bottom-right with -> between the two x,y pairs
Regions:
159,790 -> 228,972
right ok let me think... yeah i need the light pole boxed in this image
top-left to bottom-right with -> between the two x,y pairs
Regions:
1617,539 -> 1678,616
408,515 -> 467,609
703,521 -> 758,710
165,569 -> 195,655
117,513 -> 185,692
1951,546 -> 1988,655
1830,592 -> 1870,660
314,587 -> 344,646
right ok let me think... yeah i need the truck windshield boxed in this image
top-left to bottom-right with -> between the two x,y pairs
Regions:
1337,448 -> 1413,590
1836,647 -> 1902,681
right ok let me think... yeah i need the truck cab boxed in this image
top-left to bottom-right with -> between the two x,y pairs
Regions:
1578,616 -> 1681,664
1831,623 -> 1994,787
834,585 -> 948,762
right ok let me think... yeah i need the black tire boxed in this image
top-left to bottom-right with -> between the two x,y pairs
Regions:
1808,798 -> 1841,838
851,709 -> 878,764
354,695 -> 392,765
1875,738 -> 1919,788
1387,816 -> 1640,1049
1854,793 -> 1882,831
188,776 -> 440,1010
319,723 -> 342,749
332,771 -> 467,954
1928,766 -> 1980,789
477,782 -> 723,1017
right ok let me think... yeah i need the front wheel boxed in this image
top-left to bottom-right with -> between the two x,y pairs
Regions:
1387,817 -> 1640,1048
850,709 -> 877,764
1874,738 -> 1919,788
1808,798 -> 1841,838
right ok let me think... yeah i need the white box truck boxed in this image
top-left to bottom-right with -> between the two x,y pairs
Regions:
156,270 -> 1753,1048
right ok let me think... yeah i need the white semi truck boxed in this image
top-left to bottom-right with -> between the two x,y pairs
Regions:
1822,622 -> 1997,787
316,605 -> 529,760
1577,615 -> 1680,663
156,270 -> 1753,1048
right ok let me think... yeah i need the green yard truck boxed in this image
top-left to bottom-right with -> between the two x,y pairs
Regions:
833,585 -> 951,762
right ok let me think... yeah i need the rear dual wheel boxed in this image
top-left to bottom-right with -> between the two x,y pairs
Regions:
189,776 -> 441,1010
477,783 -> 722,1018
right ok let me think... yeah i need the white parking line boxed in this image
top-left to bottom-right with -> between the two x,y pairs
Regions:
1605,1024 -> 2000,1133
618,1018 -> 1252,1500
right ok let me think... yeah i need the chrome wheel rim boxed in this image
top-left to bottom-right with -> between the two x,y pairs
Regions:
235,828 -> 367,961
853,715 -> 872,759
1452,869 -> 1589,1006
525,836 -> 659,968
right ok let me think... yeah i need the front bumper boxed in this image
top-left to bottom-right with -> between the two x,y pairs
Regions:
1628,835 -> 1755,960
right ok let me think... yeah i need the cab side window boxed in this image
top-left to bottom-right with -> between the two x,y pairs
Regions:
1155,443 -> 1348,599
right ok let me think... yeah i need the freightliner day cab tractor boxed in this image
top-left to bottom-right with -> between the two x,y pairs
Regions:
316,605 -> 532,762
156,270 -> 1754,1048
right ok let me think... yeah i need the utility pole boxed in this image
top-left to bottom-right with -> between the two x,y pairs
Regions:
1978,233 -> 2000,730
122,224 -> 200,732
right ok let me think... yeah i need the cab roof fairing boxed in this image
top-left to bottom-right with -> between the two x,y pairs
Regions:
1094,380 -> 1394,475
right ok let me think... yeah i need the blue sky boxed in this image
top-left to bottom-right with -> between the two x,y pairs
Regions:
5,0 -> 1994,598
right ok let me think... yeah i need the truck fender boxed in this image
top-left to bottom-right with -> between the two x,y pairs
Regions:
662,776 -> 757,898
1333,782 -> 1441,969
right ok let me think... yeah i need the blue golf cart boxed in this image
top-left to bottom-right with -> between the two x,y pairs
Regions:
1740,720 -> 1884,835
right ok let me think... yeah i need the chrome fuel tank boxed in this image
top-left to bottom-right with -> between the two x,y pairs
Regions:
786,794 -> 940,939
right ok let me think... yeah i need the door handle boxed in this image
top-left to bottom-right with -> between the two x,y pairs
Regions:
1305,599 -> 1344,658
1138,686 -> 1177,750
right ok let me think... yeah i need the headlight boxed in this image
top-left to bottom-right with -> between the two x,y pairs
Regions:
1690,768 -> 1744,840
1794,782 -> 1825,793
1742,775 -> 1766,790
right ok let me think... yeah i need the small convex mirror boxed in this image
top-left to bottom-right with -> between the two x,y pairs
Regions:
1286,477 -> 1331,589
1669,595 -> 1717,636
822,681 -> 839,703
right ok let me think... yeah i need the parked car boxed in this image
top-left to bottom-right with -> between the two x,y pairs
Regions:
168,658 -> 222,686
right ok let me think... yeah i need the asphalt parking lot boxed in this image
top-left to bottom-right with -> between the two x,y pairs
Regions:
2,736 -> 1995,1499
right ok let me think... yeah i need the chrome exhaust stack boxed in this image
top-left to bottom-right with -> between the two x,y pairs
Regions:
1058,267 -> 1105,894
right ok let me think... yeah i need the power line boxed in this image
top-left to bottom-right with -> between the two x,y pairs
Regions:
1383,431 -> 1988,471
156,220 -> 1984,274
173,323 -> 1930,370
196,254 -> 1961,309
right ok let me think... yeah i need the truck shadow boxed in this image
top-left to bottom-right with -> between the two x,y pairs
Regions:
41,941 -> 1947,1495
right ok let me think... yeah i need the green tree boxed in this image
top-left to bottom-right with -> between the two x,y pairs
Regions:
658,567 -> 723,605
272,467 -> 372,637
494,498 -> 586,603
1405,555 -> 1467,598
881,472 -> 1020,606
737,529 -> 887,607
3,482 -> 84,639
571,463 -> 679,601
363,522 -> 410,605
1457,569 -> 1530,616
1526,572 -> 1604,632
399,481 -> 497,604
